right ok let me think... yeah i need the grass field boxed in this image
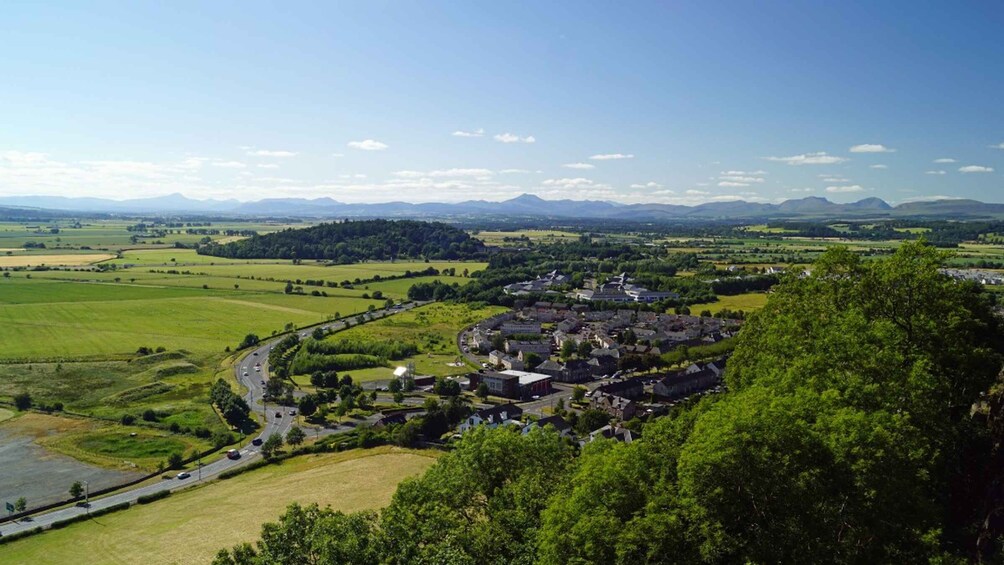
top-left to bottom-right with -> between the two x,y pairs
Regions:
0,253 -> 116,267
308,302 -> 507,383
0,277 -> 380,359
0,407 -> 14,423
691,292 -> 770,314
2,447 -> 437,565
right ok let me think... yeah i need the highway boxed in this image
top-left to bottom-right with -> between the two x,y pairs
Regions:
0,301 -> 426,538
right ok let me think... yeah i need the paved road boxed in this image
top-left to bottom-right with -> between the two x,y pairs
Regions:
0,301 -> 427,538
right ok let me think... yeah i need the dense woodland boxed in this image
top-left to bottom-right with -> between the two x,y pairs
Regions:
198,219 -> 486,263
216,242 -> 1004,564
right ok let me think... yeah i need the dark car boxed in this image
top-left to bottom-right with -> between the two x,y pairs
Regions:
252,437 -> 263,446
275,411 -> 282,418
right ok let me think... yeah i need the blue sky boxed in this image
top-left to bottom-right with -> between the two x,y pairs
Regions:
1,1 -> 1002,204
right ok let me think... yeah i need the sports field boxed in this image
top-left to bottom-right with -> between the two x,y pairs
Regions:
1,447 -> 437,565
691,292 -> 770,314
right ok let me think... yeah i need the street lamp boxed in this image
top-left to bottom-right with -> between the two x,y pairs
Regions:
83,480 -> 89,512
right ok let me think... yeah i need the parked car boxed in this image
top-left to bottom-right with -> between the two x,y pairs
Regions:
176,472 -> 191,480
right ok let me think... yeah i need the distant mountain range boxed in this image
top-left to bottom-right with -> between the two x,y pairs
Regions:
1,193 -> 1003,221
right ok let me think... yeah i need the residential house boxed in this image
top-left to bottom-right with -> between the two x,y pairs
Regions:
458,404 -> 524,433
522,415 -> 573,438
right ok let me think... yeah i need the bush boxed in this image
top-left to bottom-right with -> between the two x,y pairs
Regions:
137,490 -> 171,504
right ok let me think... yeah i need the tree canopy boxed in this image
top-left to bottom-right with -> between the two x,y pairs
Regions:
198,219 -> 485,263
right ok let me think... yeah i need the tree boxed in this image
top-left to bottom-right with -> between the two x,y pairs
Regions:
238,333 -> 260,349
213,503 -> 381,565
298,395 -> 318,417
13,392 -> 31,411
577,340 -> 593,358
167,452 -> 184,469
571,386 -> 586,402
575,409 -> 610,435
69,481 -> 84,499
311,327 -> 325,340
388,378 -> 402,393
560,340 -> 576,361
261,433 -> 284,459
393,391 -> 404,404
433,377 -> 461,397
14,497 -> 26,512
476,382 -> 489,401
286,426 -> 306,447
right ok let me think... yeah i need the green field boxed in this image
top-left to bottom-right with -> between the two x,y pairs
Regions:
1,447 -> 437,565
691,292 -> 770,314
306,302 -> 507,383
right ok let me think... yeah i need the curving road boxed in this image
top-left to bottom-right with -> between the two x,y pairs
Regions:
0,301 -> 426,538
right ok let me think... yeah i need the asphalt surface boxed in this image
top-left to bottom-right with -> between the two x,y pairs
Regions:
0,301 -> 426,538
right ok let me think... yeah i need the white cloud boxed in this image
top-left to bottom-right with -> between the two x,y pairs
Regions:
630,181 -> 662,189
869,164 -> 888,169
393,168 -> 494,179
988,143 -> 1004,149
789,188 -> 814,193
925,170 -> 946,175
562,162 -> 596,170
452,129 -> 484,138
826,185 -> 865,193
959,165 -> 994,173
247,149 -> 297,157
718,175 -> 765,183
849,144 -> 895,153
499,169 -> 531,174
718,181 -> 749,187
686,189 -> 710,195
494,133 -> 535,144
347,139 -> 388,151
541,178 -> 602,189
765,152 -> 847,165
211,161 -> 247,169
257,164 -> 280,169
933,158 -> 956,163
720,170 -> 767,176
589,153 -> 634,160
651,189 -> 676,195
820,177 -> 850,183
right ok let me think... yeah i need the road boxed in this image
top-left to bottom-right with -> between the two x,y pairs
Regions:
0,301 -> 427,538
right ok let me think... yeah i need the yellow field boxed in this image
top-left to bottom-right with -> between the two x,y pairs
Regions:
3,447 -> 437,565
691,292 -> 770,314
0,254 -> 116,267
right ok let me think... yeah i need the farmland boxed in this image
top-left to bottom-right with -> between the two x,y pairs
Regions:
1,447 -> 437,565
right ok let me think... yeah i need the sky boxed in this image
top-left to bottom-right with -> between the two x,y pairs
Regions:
1,1 -> 1002,205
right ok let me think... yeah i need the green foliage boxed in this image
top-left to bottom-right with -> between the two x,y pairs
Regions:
199,219 -> 485,263
13,391 -> 32,410
286,426 -> 306,447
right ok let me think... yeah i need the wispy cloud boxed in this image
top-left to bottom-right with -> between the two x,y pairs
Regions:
765,152 -> 847,165
629,181 -> 662,189
247,149 -> 297,157
869,164 -> 888,169
925,170 -> 946,175
562,162 -> 595,170
393,168 -> 494,179
494,133 -> 535,144
499,169 -> 531,174
347,139 -> 388,151
589,153 -> 634,160
541,177 -> 604,189
257,163 -> 280,169
211,161 -> 247,169
452,129 -> 484,138
988,143 -> 1004,150
826,185 -> 865,193
933,158 -> 956,163
849,144 -> 895,153
959,165 -> 994,173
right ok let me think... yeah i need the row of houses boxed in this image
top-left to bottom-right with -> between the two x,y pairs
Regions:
458,404 -> 632,444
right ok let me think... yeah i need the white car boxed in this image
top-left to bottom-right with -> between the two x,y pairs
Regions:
176,472 -> 190,480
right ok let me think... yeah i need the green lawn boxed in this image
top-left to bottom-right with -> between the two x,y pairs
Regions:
1,447 -> 437,565
309,302 -> 506,383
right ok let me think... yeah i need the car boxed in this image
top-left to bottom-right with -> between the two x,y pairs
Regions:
176,472 -> 191,480
255,366 -> 261,372
242,371 -> 249,377
251,437 -> 263,446
226,449 -> 240,460
253,351 -> 258,356
275,411 -> 282,418
288,409 -> 297,416
260,380 -> 265,385
531,395 -> 540,400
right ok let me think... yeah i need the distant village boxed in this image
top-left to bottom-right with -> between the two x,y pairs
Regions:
438,278 -> 739,443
